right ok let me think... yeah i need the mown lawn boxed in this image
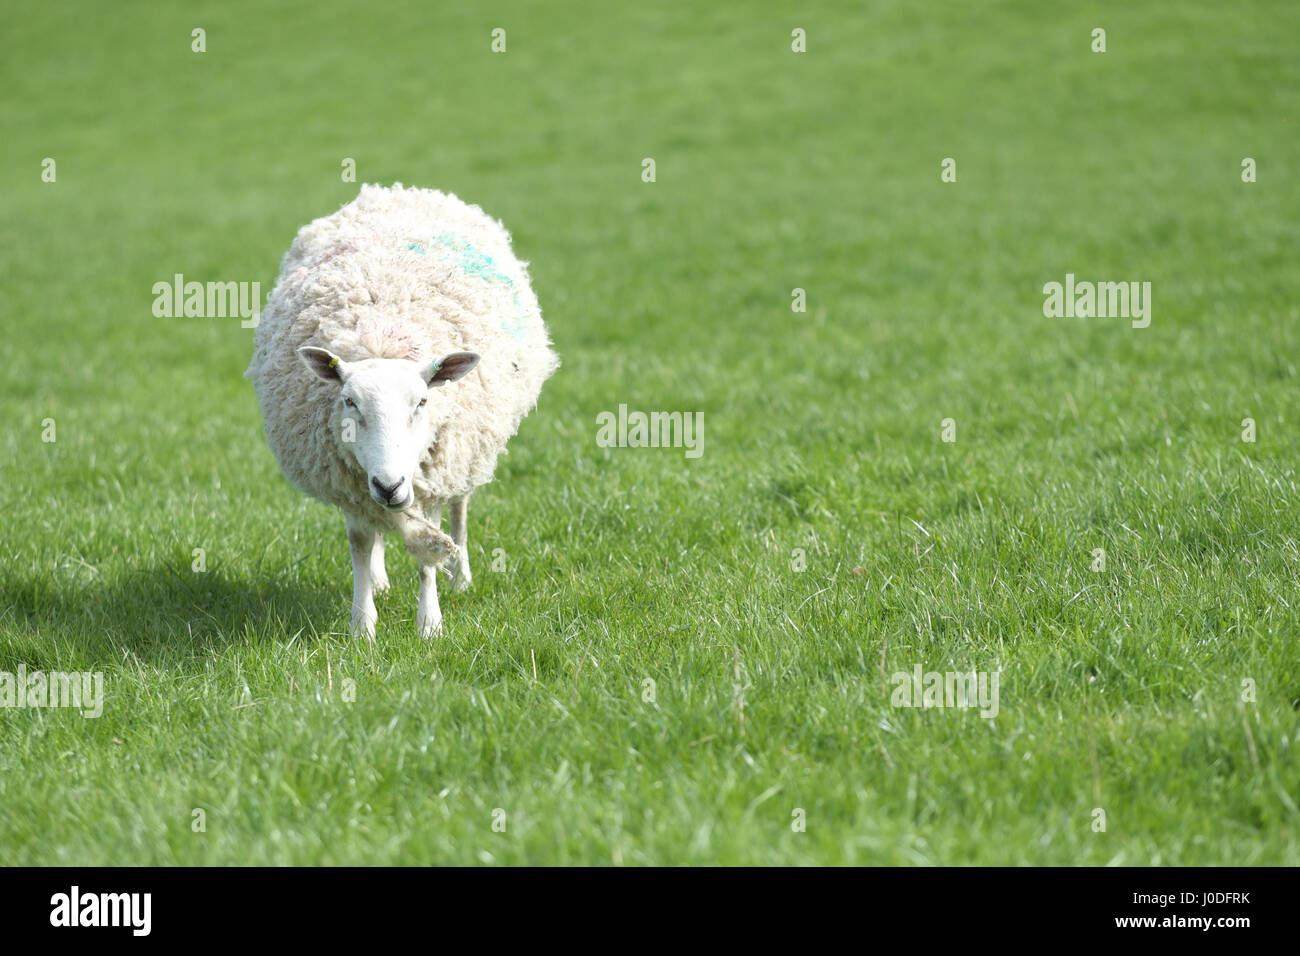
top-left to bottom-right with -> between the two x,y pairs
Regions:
1,0 -> 1297,864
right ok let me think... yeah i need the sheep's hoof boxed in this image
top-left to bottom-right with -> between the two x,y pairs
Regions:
417,615 -> 443,639
350,613 -> 377,639
449,565 -> 472,593
372,572 -> 391,594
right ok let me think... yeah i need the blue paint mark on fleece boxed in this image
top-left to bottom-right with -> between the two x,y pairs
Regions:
428,231 -> 528,338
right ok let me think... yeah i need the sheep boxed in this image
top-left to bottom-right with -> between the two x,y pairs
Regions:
246,183 -> 559,638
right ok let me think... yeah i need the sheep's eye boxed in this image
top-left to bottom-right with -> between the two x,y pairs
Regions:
343,397 -> 356,408
417,398 -> 427,409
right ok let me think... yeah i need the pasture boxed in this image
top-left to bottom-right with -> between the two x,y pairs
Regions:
1,1 -> 1297,864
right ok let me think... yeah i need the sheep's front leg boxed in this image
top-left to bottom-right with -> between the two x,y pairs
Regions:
448,494 -> 472,592
395,507 -> 454,638
346,517 -> 378,638
370,532 -> 389,593
417,564 -> 442,638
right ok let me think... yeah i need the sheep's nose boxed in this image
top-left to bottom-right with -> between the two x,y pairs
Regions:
371,476 -> 404,501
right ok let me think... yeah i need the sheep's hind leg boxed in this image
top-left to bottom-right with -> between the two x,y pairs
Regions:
448,494 -> 472,593
370,532 -> 389,593
346,516 -> 378,639
396,507 -> 454,638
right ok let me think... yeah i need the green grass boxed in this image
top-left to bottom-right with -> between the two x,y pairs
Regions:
2,0 -> 1298,865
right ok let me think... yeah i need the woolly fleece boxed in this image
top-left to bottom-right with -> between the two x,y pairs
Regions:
247,183 -> 559,529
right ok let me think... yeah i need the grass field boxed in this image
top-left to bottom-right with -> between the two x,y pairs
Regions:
2,1 -> 1298,865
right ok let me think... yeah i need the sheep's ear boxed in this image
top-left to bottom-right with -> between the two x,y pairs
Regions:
426,351 -> 480,387
298,346 -> 348,382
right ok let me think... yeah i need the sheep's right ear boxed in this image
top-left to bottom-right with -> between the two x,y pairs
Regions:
425,351 -> 480,386
298,346 -> 348,383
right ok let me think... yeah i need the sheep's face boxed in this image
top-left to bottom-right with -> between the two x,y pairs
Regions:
298,347 -> 480,511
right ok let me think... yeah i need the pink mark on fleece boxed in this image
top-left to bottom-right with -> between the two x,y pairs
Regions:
357,320 -> 428,363
287,232 -> 431,362
295,231 -> 392,275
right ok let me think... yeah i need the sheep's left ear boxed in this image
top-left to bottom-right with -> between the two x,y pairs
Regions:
298,346 -> 349,383
425,351 -> 480,386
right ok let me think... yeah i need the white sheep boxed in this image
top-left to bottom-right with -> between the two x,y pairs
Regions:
247,183 -> 558,637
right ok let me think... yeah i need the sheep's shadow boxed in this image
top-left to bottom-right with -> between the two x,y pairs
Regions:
0,563 -> 342,669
